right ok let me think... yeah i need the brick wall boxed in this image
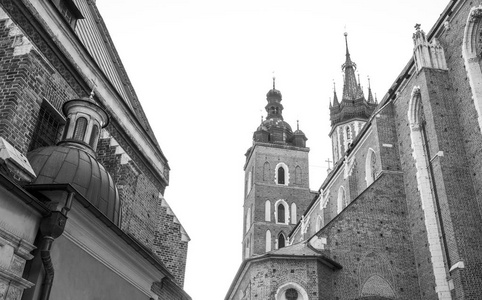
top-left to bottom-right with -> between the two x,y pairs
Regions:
97,136 -> 189,287
0,15 -> 77,155
316,172 -> 420,300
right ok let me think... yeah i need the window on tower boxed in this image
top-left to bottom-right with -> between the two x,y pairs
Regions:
278,167 -> 285,184
275,163 -> 289,185
277,203 -> 285,223
278,232 -> 286,249
73,117 -> 88,141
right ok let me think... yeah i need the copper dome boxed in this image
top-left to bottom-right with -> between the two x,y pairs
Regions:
27,145 -> 120,225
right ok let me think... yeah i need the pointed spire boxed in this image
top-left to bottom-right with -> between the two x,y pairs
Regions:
367,76 -> 375,103
332,80 -> 339,106
341,32 -> 359,101
273,73 -> 276,90
297,120 -> 299,131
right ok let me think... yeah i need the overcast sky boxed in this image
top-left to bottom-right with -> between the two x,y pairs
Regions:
97,1 -> 449,299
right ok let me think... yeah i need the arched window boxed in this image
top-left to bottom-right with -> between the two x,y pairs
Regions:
291,203 -> 297,224
365,149 -> 377,186
275,163 -> 289,185
278,232 -> 286,249
277,167 -> 285,184
246,170 -> 252,195
286,288 -> 299,300
277,203 -> 285,223
246,207 -> 251,233
337,186 -> 347,213
265,200 -> 271,221
73,117 -> 87,141
263,162 -> 270,181
463,7 -> 482,133
89,124 -> 99,147
295,166 -> 302,185
275,283 -> 309,300
275,200 -> 289,224
266,230 -> 271,252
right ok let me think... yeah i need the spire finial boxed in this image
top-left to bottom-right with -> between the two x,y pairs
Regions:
272,71 -> 276,89
368,75 -> 371,88
333,79 -> 336,91
344,30 -> 349,56
297,120 -> 299,131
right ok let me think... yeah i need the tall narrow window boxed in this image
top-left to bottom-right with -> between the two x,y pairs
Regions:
246,207 -> 251,233
265,200 -> 271,222
295,166 -> 302,185
278,233 -> 286,249
337,186 -> 347,213
277,203 -> 285,223
366,149 -> 377,186
277,167 -> 285,184
73,117 -> 88,141
89,124 -> 99,147
266,230 -> 272,252
291,203 -> 297,224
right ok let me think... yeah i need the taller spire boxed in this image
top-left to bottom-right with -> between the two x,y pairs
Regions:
341,32 -> 359,101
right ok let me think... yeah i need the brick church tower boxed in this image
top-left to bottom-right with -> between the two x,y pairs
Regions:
242,79 -> 315,259
329,33 -> 378,164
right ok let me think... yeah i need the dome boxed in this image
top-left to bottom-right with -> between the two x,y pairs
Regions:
28,145 -> 120,225
262,118 -> 293,132
266,88 -> 282,99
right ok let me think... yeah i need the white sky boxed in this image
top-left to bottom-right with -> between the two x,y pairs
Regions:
97,1 -> 449,299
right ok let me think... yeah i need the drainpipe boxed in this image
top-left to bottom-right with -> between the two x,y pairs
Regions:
38,192 -> 74,300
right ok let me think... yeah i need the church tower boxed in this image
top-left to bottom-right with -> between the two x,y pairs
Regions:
242,79 -> 314,260
329,33 -> 378,164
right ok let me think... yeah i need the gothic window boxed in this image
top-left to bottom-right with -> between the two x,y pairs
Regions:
291,203 -> 297,224
286,289 -> 299,300
29,101 -> 65,151
277,203 -> 285,223
73,117 -> 88,141
265,200 -> 271,222
295,166 -> 302,185
275,163 -> 289,185
278,232 -> 286,249
263,162 -> 270,181
337,186 -> 347,213
278,167 -> 285,184
365,149 -> 377,186
89,124 -> 99,148
266,230 -> 272,252
246,170 -> 252,195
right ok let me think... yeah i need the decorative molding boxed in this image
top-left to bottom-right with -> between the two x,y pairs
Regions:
413,25 -> 448,71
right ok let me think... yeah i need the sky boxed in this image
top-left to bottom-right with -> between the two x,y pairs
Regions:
97,1 -> 449,299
